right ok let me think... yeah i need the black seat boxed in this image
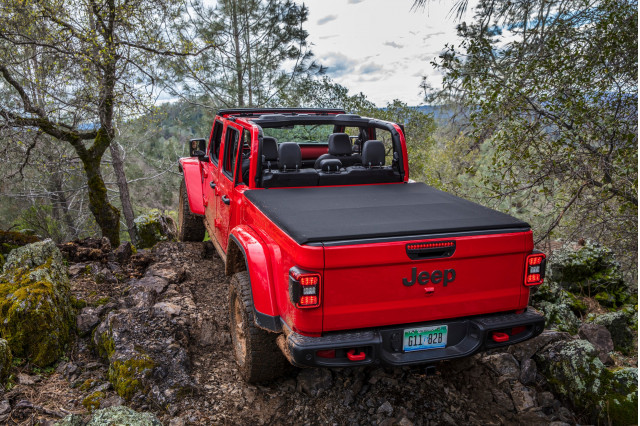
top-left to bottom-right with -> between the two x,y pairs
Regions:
345,140 -> 400,184
262,137 -> 279,170
314,133 -> 362,168
261,142 -> 318,188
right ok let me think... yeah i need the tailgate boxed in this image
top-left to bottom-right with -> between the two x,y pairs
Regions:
322,231 -> 532,332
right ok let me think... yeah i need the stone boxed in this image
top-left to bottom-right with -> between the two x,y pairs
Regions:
0,339 -> 11,383
100,395 -> 125,409
510,384 -> 536,412
134,210 -> 177,249
491,388 -> 514,411
397,417 -> 414,426
578,323 -> 614,364
17,373 -> 36,385
537,391 -> 555,408
55,414 -> 85,426
481,353 -> 520,379
114,242 -> 133,263
508,330 -> 572,362
588,311 -> 634,354
296,368 -> 333,396
519,358 -> 537,385
133,275 -> 169,295
535,339 -> 638,424
377,401 -> 393,416
85,406 -> 162,426
77,307 -> 101,336
153,302 -> 182,317
0,240 -> 75,366
0,400 -> 10,415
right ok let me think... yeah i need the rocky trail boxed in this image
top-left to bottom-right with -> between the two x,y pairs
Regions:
0,239 -> 636,425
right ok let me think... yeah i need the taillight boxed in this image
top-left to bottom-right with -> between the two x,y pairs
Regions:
289,267 -> 321,308
524,251 -> 546,286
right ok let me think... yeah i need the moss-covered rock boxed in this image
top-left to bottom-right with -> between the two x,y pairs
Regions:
107,355 -> 155,401
0,338 -> 12,383
587,310 -> 635,355
82,391 -> 105,412
530,281 -> 581,333
57,406 -> 162,426
134,210 -> 177,249
0,240 -> 74,366
535,339 -> 638,424
550,241 -> 629,308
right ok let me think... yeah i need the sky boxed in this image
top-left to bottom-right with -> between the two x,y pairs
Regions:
298,0 -> 476,106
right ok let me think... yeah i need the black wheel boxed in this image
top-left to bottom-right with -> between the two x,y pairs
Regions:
178,178 -> 205,242
229,271 -> 287,383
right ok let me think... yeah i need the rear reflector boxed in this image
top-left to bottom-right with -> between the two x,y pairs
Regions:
289,267 -> 321,308
524,252 -> 546,286
316,349 -> 336,359
511,326 -> 526,336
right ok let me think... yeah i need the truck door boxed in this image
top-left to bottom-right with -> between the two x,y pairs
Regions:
203,120 -> 223,232
214,123 -> 241,251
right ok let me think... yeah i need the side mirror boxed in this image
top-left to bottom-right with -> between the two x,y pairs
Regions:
189,138 -> 207,157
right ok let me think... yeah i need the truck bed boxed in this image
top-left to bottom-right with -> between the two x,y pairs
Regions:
244,182 -> 529,245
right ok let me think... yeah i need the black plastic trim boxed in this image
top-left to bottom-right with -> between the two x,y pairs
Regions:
228,234 -> 282,332
218,108 -> 346,117
282,308 -> 545,367
309,227 -> 532,247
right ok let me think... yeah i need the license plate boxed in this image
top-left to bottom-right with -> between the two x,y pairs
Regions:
403,325 -> 448,352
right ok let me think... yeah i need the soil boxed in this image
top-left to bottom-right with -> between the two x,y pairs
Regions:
1,241 -> 585,425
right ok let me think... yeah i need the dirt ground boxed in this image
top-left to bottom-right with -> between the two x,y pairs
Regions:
3,241 -> 581,425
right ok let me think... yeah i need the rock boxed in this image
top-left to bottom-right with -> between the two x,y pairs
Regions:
0,400 -> 10,415
153,302 -> 182,317
80,406 -> 162,426
578,323 -> 614,364
510,384 -> 536,412
77,307 -> 101,336
0,240 -> 74,366
377,401 -> 393,416
17,373 -> 36,385
440,412 -> 457,425
535,339 -> 638,424
587,311 -> 634,354
55,414 -> 85,426
296,368 -> 333,396
537,391 -> 555,408
491,388 -> 514,411
0,230 -> 39,269
519,358 -> 537,385
0,339 -> 12,383
481,353 -> 520,379
530,282 -> 581,333
114,242 -> 133,263
397,417 -> 414,426
508,330 -> 572,362
134,210 -> 177,249
549,241 -> 629,307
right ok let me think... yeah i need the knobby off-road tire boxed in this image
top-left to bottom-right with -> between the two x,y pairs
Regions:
229,271 -> 288,383
178,179 -> 206,242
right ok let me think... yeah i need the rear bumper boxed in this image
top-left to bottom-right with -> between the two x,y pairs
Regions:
280,308 -> 545,368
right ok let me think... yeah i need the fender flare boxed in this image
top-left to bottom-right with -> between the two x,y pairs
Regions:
178,158 -> 205,216
228,226 -> 281,332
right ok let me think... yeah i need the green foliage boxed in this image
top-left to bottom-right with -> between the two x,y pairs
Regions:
431,0 -> 638,271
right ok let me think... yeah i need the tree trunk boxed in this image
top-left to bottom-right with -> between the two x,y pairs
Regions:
231,1 -> 244,106
81,130 -> 121,246
109,141 -> 139,246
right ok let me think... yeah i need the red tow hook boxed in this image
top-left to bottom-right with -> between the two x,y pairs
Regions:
492,332 -> 510,343
346,349 -> 366,361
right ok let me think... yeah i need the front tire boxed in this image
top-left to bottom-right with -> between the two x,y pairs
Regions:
178,178 -> 205,242
229,271 -> 287,383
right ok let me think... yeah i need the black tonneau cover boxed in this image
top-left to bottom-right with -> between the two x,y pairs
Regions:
244,183 -> 529,245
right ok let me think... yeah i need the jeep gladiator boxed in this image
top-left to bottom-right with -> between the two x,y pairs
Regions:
178,108 -> 546,383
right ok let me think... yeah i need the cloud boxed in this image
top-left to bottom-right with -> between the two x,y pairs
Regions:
383,41 -> 404,49
359,62 -> 384,75
348,0 -> 366,3
319,34 -> 339,40
322,52 -> 360,77
317,14 -> 338,25
422,31 -> 445,42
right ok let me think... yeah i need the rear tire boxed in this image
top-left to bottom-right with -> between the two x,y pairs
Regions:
229,271 -> 287,383
178,179 -> 205,242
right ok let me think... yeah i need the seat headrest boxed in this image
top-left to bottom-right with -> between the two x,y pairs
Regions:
278,142 -> 302,171
262,137 -> 278,162
317,158 -> 342,172
328,133 -> 353,156
362,140 -> 385,167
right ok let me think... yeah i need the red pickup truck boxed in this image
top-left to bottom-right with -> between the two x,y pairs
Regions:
178,108 -> 546,383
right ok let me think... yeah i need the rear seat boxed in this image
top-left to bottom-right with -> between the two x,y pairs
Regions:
314,133 -> 362,168
261,142 -> 318,188
345,140 -> 400,184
